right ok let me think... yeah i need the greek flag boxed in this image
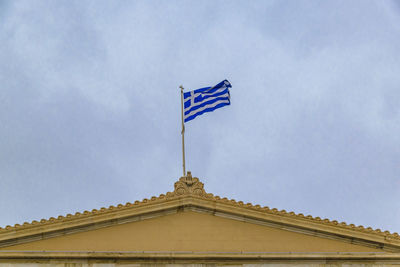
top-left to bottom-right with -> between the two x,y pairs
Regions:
183,80 -> 231,123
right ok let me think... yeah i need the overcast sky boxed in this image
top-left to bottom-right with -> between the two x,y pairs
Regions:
1,0 -> 400,234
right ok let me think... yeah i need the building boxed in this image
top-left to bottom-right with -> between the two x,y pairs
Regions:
1,172 -> 400,266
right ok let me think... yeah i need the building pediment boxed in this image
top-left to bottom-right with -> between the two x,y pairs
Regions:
1,173 -> 399,261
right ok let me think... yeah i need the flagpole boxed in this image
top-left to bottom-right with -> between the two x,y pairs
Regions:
180,85 -> 186,177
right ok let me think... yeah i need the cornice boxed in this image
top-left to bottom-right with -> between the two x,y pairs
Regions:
1,172 -> 399,251
0,251 -> 400,262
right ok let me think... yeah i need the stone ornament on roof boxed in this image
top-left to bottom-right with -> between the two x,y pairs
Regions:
174,171 -> 206,196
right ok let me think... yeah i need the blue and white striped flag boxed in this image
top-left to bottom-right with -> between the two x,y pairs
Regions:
183,80 -> 231,123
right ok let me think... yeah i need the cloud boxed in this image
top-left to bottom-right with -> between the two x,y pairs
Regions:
0,0 -> 399,233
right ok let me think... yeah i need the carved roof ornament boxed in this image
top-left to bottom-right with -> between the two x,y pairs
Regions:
174,171 -> 206,196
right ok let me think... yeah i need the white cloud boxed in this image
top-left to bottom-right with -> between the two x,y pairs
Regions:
0,0 -> 399,232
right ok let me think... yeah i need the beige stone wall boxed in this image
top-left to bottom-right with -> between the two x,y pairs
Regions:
1,263 -> 400,267
0,212 -> 387,253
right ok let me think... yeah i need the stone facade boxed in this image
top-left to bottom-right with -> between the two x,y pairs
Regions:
1,174 -> 399,266
1,263 -> 400,267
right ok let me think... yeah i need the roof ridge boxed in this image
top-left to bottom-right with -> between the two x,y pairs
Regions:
1,172 -> 399,241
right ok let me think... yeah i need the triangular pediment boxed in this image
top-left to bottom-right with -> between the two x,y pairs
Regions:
1,173 -> 399,259
0,210 -> 386,253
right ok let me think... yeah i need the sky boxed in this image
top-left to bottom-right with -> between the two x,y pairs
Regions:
1,0 -> 400,234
